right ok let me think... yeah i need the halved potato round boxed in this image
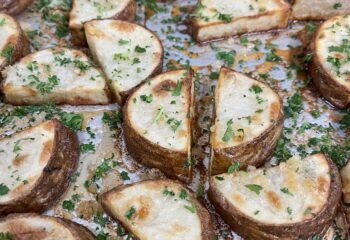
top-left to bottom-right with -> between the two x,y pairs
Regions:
0,120 -> 80,216
1,47 -> 111,105
101,179 -> 214,240
0,13 -> 29,75
210,67 -> 284,175
85,19 -> 163,104
123,69 -> 194,182
310,14 -> 350,109
209,154 -> 342,239
0,213 -> 95,239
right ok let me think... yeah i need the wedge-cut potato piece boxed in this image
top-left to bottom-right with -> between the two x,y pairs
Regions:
85,19 -> 163,104
209,154 -> 342,239
101,179 -> 214,240
69,0 -> 136,46
0,120 -> 79,215
123,70 -> 193,182
310,15 -> 350,109
0,13 -> 29,75
211,67 -> 283,175
1,47 -> 111,105
191,0 -> 291,43
0,213 -> 95,239
292,0 -> 350,20
0,0 -> 33,16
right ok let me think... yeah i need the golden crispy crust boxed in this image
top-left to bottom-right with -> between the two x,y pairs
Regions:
122,70 -> 194,183
309,20 -> 350,109
0,120 -> 80,216
101,179 -> 215,240
191,0 -> 291,43
208,156 -> 342,239
0,0 -> 33,16
210,67 -> 284,175
70,0 -> 136,46
0,213 -> 95,239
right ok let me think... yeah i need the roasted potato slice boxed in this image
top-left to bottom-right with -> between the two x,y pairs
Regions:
69,0 -> 136,46
210,67 -> 284,175
0,120 -> 79,215
291,0 -> 350,20
123,70 -> 194,182
0,13 -> 29,75
1,47 -> 111,105
209,154 -> 342,239
85,19 -> 163,104
0,213 -> 95,239
310,14 -> 350,109
101,179 -> 214,240
191,0 -> 291,43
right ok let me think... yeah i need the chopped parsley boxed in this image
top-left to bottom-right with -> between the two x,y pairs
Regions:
118,39 -> 129,45
120,171 -> 130,180
102,111 -> 122,130
135,45 -> 146,53
222,119 -> 234,142
140,94 -> 153,103
280,187 -> 293,196
245,184 -> 263,195
227,162 -> 240,173
249,85 -> 263,94
184,201 -> 196,213
0,183 -> 9,196
333,3 -> 342,9
218,13 -> 233,22
167,118 -> 182,132
216,51 -> 235,66
80,142 -> 95,153
172,80 -> 183,96
62,200 -> 75,211
163,186 -> 175,196
1,45 -> 14,62
125,206 -> 136,220
284,91 -> 303,118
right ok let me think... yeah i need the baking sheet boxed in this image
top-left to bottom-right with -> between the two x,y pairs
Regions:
1,0 -> 349,239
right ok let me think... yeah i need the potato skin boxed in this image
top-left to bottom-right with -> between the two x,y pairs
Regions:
0,0 -> 33,16
101,179 -> 215,240
123,71 -> 194,183
309,23 -> 350,109
208,156 -> 342,239
0,213 -> 95,239
0,14 -> 30,78
70,0 -> 136,46
0,120 -> 80,216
